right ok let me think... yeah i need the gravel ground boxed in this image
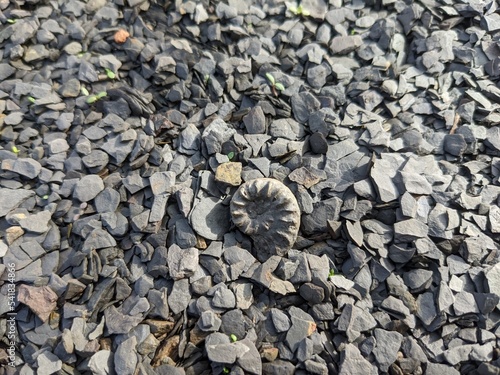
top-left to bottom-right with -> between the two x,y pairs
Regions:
0,0 -> 500,374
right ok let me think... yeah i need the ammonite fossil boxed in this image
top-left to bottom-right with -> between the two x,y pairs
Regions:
230,178 -> 301,262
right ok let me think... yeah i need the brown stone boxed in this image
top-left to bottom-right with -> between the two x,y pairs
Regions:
6,226 -> 24,245
144,319 -> 175,337
18,285 -> 58,323
114,29 -> 129,43
215,162 -> 242,186
261,347 -> 279,362
288,167 -> 323,188
151,335 -> 180,367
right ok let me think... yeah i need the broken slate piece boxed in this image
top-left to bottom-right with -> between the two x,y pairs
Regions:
243,106 -> 266,134
0,189 -> 35,218
372,329 -> 403,372
167,244 -> 198,280
190,197 -> 231,240
18,285 -> 58,322
330,35 -> 362,54
394,219 -> 428,242
73,175 -> 104,202
400,172 -> 432,195
10,158 -> 42,179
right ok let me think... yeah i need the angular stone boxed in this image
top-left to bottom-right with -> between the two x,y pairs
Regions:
167,244 -> 198,280
330,35 -> 362,54
149,171 -> 176,195
104,306 -> 143,335
339,344 -> 376,375
168,279 -> 191,314
10,158 -> 42,179
18,285 -> 58,322
372,329 -> 403,372
191,197 -> 231,240
73,175 -> 105,202
19,210 -> 52,233
400,172 -> 432,195
215,162 -> 242,186
415,292 -> 438,326
243,106 -> 266,134
337,303 -> 377,342
394,219 -> 428,242
114,336 -> 138,375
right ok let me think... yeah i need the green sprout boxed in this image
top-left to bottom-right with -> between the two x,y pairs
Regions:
265,72 -> 285,96
104,68 -> 116,79
42,195 -> 49,200
86,91 -> 107,104
328,269 -> 335,278
27,96 -> 36,104
223,368 -> 230,374
204,74 -> 210,86
7,18 -> 16,24
81,87 -> 89,96
230,334 -> 237,342
77,51 -> 86,58
350,29 -> 357,35
227,151 -> 235,160
287,3 -> 310,17
12,146 -> 19,154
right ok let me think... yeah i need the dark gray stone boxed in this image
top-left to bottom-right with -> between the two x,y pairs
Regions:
243,106 -> 266,134
372,329 -> 403,372
94,188 -> 120,213
73,175 -> 104,202
444,134 -> 467,156
309,132 -> 328,154
270,308 -> 291,333
167,244 -> 198,280
191,197 -> 231,240
168,279 -> 191,314
339,344 -> 375,375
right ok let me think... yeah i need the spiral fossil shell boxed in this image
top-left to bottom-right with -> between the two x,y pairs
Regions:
230,178 -> 300,261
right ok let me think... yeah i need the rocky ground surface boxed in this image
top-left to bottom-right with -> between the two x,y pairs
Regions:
0,0 -> 500,374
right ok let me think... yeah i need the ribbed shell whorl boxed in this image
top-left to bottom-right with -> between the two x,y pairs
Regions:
230,178 -> 300,262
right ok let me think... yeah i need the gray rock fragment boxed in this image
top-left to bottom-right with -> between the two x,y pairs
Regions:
372,329 -> 403,372
168,279 -> 191,314
191,197 -> 230,240
114,336 -> 138,375
339,344 -> 376,375
167,244 -> 198,280
73,175 -> 104,202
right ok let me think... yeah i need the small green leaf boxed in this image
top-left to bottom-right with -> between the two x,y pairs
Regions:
42,195 -> 49,200
296,4 -> 303,14
81,86 -> 89,96
265,72 -> 275,85
301,8 -> 310,16
230,334 -> 237,342
12,146 -> 19,154
96,91 -> 107,99
105,68 -> 116,79
223,368 -> 230,374
27,96 -> 36,103
7,18 -> 16,24
328,269 -> 335,277
227,151 -> 235,160
287,4 -> 298,14
274,82 -> 285,91
86,95 -> 98,104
